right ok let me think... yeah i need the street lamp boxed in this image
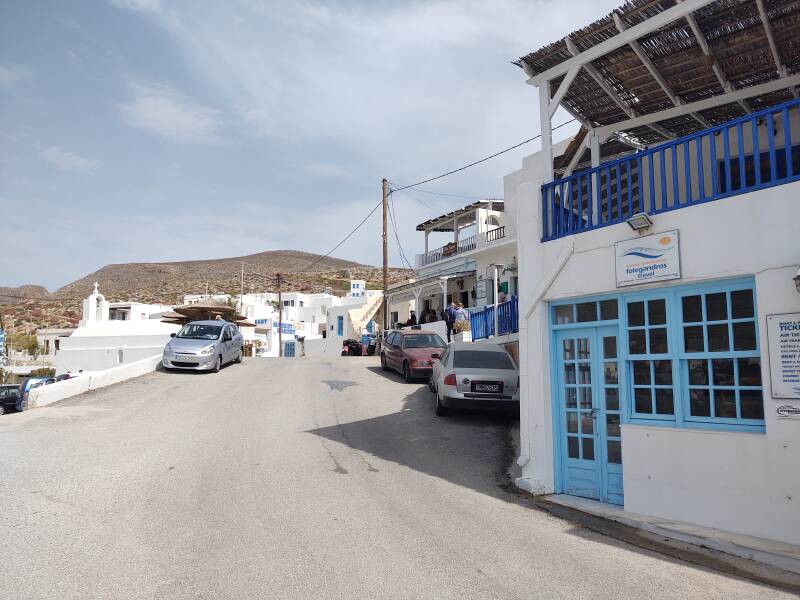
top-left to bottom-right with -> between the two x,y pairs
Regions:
626,211 -> 653,231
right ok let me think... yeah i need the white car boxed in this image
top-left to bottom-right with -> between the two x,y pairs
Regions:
430,342 -> 519,416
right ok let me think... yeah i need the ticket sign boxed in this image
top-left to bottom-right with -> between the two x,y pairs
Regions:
615,229 -> 681,287
766,313 -> 800,400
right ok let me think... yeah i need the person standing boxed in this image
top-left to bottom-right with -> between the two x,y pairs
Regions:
444,302 -> 456,342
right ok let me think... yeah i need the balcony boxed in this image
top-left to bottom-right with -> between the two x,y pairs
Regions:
541,98 -> 800,242
417,235 -> 477,267
485,226 -> 506,243
470,296 -> 519,341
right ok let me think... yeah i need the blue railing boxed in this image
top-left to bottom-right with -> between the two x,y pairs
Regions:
541,97 -> 800,241
470,296 -> 519,340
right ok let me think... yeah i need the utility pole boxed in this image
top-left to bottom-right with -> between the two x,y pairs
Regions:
382,178 -> 389,331
277,273 -> 283,358
240,262 -> 244,311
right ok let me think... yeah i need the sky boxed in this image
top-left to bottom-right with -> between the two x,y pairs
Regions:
0,0 -> 621,291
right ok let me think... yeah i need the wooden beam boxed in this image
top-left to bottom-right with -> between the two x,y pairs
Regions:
755,0 -> 797,99
526,0 -> 716,86
595,73 -> 800,140
549,65 -> 581,117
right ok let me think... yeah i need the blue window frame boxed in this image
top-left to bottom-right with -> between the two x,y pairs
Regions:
550,276 -> 764,433
337,315 -> 344,336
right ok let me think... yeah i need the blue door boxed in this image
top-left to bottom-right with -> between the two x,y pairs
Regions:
284,341 -> 296,358
554,326 -> 623,504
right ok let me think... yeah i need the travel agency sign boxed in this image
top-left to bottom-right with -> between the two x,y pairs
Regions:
615,229 -> 681,287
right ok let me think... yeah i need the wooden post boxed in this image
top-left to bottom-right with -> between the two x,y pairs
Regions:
277,273 -> 283,358
382,178 -> 389,331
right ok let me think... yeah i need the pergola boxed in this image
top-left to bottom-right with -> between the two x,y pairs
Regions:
516,0 -> 800,179
416,200 -> 503,255
386,271 -> 475,320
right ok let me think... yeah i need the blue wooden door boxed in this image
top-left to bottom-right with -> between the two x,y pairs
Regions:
555,327 -> 623,504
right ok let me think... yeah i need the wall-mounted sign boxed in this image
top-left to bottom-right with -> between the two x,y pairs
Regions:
766,313 -> 800,400
615,229 -> 681,287
776,404 -> 800,420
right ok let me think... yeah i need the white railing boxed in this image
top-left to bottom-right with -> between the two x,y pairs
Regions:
416,234 -> 478,267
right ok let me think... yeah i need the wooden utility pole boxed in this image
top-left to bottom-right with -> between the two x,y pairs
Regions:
382,178 -> 389,331
240,262 -> 244,311
277,273 -> 283,358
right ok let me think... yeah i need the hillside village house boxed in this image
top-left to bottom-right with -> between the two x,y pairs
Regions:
508,0 -> 800,546
386,200 -> 518,339
55,284 -> 179,372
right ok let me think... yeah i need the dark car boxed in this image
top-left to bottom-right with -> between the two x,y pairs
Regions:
341,339 -> 363,356
0,384 -> 23,415
381,329 -> 447,382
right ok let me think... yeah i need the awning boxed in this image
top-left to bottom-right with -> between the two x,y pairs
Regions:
416,200 -> 503,232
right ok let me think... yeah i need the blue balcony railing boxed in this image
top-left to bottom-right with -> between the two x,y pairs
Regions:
541,97 -> 800,242
470,296 -> 519,341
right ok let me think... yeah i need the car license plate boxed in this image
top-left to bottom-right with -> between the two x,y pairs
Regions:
474,382 -> 501,393
175,354 -> 194,361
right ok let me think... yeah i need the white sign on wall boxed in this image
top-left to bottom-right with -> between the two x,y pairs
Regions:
615,229 -> 681,288
766,313 -> 800,400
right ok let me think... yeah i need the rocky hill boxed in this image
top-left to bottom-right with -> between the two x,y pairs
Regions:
0,250 -> 411,337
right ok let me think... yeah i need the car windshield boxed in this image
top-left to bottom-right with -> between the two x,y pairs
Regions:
402,334 -> 445,348
177,324 -> 222,340
454,350 -> 515,370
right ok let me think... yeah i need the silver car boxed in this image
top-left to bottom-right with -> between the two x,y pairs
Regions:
162,320 -> 244,372
429,342 -> 519,416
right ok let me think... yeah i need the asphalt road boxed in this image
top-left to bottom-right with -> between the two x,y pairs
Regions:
0,357 -> 792,599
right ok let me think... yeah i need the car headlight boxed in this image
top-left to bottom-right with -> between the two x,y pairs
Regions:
199,346 -> 215,355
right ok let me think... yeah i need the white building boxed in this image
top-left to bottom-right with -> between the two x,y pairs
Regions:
55,284 -> 179,373
510,0 -> 800,546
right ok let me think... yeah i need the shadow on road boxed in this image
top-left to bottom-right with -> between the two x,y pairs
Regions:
307,379 -> 522,504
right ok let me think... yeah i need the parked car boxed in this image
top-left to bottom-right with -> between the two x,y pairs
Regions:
341,339 -> 363,356
430,342 -> 519,416
0,384 -> 23,415
381,329 -> 446,382
162,320 -> 244,372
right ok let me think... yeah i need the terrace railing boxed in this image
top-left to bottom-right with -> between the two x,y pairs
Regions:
417,234 -> 478,267
470,296 -> 519,340
541,97 -> 800,242
485,226 -> 506,243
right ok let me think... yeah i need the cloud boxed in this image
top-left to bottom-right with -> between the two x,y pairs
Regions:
118,81 -> 221,142
37,144 -> 99,172
0,65 -> 32,88
304,163 -> 351,180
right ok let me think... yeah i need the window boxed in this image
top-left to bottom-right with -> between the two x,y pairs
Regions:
337,316 -> 344,336
402,334 -> 446,348
552,299 -> 619,325
453,349 -> 515,369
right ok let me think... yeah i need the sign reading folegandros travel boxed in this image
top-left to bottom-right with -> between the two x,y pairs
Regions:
766,313 -> 800,400
615,229 -> 681,288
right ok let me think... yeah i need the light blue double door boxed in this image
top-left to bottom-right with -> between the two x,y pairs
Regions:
554,326 -> 624,505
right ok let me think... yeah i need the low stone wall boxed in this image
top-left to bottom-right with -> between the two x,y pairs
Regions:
27,355 -> 162,409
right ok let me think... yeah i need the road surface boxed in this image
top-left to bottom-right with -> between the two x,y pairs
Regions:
0,357 -> 792,599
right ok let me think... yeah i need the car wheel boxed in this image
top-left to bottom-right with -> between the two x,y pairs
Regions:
212,355 -> 222,373
403,361 -> 412,383
0,405 -> 5,416
435,393 -> 449,417
428,377 -> 436,393
381,354 -> 388,372
235,348 -> 243,364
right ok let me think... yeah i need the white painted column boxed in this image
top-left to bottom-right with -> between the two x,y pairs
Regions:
412,288 -> 421,320
589,131 -> 601,225
493,264 -> 499,338
424,230 -> 429,254
453,216 -> 459,246
440,280 -> 448,316
538,81 -> 553,183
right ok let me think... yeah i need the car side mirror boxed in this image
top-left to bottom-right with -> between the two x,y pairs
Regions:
170,333 -> 176,338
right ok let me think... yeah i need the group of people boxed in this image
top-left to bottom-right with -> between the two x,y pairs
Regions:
401,301 -> 469,342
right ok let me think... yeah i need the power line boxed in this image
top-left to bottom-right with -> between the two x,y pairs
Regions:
390,118 -> 577,193
387,192 -> 416,273
390,186 -> 492,200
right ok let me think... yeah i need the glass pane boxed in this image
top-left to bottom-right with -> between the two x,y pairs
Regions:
740,390 -> 764,420
690,388 -> 711,416
582,438 -> 595,461
578,364 -> 591,384
738,358 -> 762,386
655,389 -> 674,415
568,436 -> 579,458
707,324 -> 730,352
684,326 -> 704,352
706,292 -> 728,321
599,299 -> 618,320
633,361 -> 651,385
682,295 -> 702,323
576,302 -> 597,322
731,289 -> 754,319
555,305 -> 574,324
653,360 -> 672,385
563,338 -> 575,360
567,412 -> 578,433
629,329 -> 646,354
579,387 -> 592,409
712,359 -> 735,386
714,389 -> 737,418
581,413 -> 594,435
635,388 -> 652,413
648,299 -> 667,325
649,328 -> 668,353
607,440 -> 622,464
733,322 -> 756,351
606,414 -> 621,437
565,387 -> 577,408
577,338 -> 590,359
627,301 -> 645,326
605,388 -> 619,411
688,359 -> 708,385
604,362 -> 618,384
564,364 -> 576,384
603,336 -> 617,359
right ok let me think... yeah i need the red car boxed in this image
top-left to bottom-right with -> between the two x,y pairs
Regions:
381,329 -> 447,382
